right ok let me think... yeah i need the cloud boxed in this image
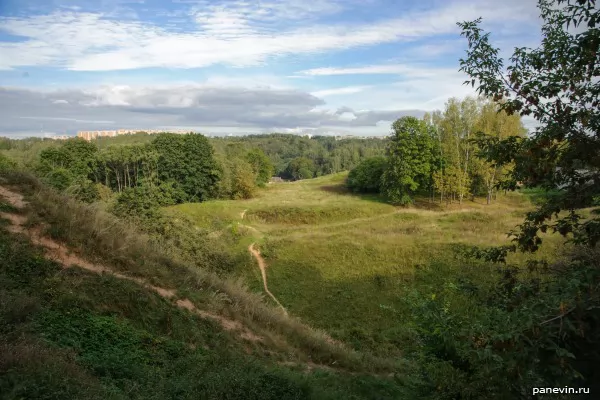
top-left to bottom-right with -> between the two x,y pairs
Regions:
298,64 -> 459,78
310,86 -> 371,97
301,65 -> 413,76
0,0 -> 540,71
0,85 -> 426,137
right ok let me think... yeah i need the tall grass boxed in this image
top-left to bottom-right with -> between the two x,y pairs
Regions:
0,223 -> 411,399
1,170 -> 403,374
169,173 -> 562,357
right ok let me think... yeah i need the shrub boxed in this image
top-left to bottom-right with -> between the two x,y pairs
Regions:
347,157 -> 387,194
112,182 -> 180,220
0,153 -> 15,172
406,247 -> 600,399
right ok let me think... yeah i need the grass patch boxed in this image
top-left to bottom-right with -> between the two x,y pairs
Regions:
0,171 -> 403,376
0,220 -> 411,399
170,173 -> 561,357
248,205 -> 382,225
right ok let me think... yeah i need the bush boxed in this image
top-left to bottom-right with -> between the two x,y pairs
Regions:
284,157 -> 315,181
406,247 -> 600,399
112,182 -> 180,220
347,157 -> 387,194
43,167 -> 74,191
0,153 -> 15,172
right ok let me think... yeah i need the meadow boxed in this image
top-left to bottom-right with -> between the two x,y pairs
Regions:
169,172 -> 566,357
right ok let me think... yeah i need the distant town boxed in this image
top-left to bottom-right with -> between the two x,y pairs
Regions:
44,130 -> 388,141
75,129 -> 192,141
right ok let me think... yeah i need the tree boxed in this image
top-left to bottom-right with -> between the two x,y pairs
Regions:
284,157 -> 315,180
435,97 -> 480,204
470,101 -> 526,204
346,156 -> 387,193
38,139 -> 98,178
458,0 -> 600,254
447,2 -> 600,395
151,133 -> 220,202
112,181 -> 179,221
381,116 -> 435,205
230,159 -> 257,199
37,138 -> 98,192
245,148 -> 274,186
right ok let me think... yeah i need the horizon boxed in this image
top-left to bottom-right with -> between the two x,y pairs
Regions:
0,0 -> 542,138
0,130 -> 390,140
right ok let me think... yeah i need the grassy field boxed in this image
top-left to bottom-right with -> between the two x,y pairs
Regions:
169,173 -> 566,357
0,178 -> 414,399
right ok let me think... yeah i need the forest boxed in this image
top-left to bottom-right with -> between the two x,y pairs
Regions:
0,132 -> 389,213
347,98 -> 526,205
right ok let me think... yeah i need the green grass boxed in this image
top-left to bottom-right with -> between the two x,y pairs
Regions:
171,173 -> 564,357
0,217 -> 412,399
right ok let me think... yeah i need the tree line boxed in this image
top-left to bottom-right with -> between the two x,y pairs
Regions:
22,131 -> 391,218
401,0 -> 600,397
31,133 -> 270,217
347,97 -> 526,205
211,134 -> 389,180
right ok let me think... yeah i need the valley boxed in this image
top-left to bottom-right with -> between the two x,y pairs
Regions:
169,172 -> 563,357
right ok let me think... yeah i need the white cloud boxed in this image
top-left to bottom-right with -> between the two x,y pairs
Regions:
310,86 -> 371,97
0,0 -> 540,71
18,116 -> 114,124
298,64 -> 459,79
298,62 -> 475,111
301,65 -> 413,76
0,85 -> 426,137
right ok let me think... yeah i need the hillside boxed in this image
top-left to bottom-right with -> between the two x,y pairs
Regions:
0,175 -> 411,399
168,173 -> 565,357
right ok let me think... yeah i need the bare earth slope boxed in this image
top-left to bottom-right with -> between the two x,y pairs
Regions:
0,184 -> 261,342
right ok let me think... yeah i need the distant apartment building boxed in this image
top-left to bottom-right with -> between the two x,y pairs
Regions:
77,130 -> 118,141
77,129 -> 192,141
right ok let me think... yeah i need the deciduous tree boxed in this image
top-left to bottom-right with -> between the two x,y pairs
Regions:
459,0 -> 600,254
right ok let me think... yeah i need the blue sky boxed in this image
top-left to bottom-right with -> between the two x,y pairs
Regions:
0,0 -> 542,137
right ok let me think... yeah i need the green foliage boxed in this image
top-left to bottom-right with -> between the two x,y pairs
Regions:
150,134 -> 220,202
230,159 -> 257,199
36,139 -> 99,192
382,117 -> 435,205
0,209 -> 408,400
458,0 -> 600,252
94,144 -> 160,193
211,134 -> 389,178
0,153 -> 15,172
285,157 -> 315,180
213,155 -> 257,200
346,156 -> 387,194
405,247 -> 600,399
246,148 -> 274,186
38,139 -> 98,179
112,182 -> 180,221
42,167 -> 74,191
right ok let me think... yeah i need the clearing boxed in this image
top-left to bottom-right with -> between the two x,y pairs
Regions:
169,172 -> 563,357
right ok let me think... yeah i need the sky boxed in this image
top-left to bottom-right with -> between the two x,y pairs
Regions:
0,0 -> 542,138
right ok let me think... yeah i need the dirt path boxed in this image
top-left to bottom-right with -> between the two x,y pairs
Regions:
0,185 -> 381,374
0,185 -> 27,209
0,185 -> 261,343
249,243 -> 288,316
